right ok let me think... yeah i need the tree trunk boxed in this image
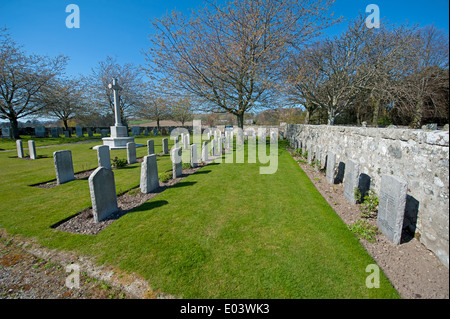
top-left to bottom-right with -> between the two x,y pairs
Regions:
327,108 -> 335,126
63,119 -> 69,130
410,100 -> 423,129
156,117 -> 161,131
10,117 -> 19,140
304,109 -> 310,124
371,97 -> 380,127
236,112 -> 244,129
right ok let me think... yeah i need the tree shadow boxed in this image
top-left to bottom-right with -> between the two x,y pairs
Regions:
193,170 -> 212,175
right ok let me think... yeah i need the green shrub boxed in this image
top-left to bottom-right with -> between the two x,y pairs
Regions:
111,157 -> 127,169
355,188 -> 379,218
348,220 -> 379,243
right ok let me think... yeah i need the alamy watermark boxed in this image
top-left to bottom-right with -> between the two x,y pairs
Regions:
65,263 -> 80,289
365,4 -> 380,29
65,4 -> 80,29
169,119 -> 279,175
365,264 -> 380,289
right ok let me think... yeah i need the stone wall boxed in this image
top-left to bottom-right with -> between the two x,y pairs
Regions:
286,124 -> 449,268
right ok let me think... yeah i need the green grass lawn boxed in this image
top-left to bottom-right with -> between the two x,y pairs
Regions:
0,137 -> 400,299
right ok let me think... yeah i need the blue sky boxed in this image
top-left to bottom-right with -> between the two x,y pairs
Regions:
0,0 -> 449,78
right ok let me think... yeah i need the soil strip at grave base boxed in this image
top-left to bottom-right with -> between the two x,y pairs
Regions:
53,163 -> 208,235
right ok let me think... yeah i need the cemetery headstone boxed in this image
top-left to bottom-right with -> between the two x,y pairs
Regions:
53,150 -> 75,184
326,151 -> 336,184
76,126 -> 83,138
377,174 -> 408,245
51,127 -> 59,138
64,131 -> 70,138
140,154 -> 159,194
131,126 -> 140,136
89,167 -> 118,222
343,159 -> 360,204
191,144 -> 198,168
35,126 -> 46,138
162,138 -> 169,154
101,129 -> 109,137
87,128 -> 93,137
2,127 -> 11,138
172,147 -> 182,178
28,140 -> 37,160
202,141 -> 208,162
153,127 -> 158,136
16,140 -> 24,158
97,145 -> 111,169
146,140 -> 154,155
127,142 -> 137,164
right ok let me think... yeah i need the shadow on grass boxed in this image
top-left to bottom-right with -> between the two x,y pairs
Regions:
171,181 -> 197,189
126,200 -> 169,215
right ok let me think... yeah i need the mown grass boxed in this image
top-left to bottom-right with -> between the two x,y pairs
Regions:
0,137 -> 400,298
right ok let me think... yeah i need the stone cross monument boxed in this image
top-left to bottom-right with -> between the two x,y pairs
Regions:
101,78 -> 140,149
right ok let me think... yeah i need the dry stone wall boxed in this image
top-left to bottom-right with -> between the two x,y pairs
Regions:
286,124 -> 449,268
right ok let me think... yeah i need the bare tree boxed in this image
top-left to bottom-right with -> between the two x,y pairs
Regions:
0,28 -> 68,138
85,56 -> 145,125
170,95 -> 194,126
39,77 -> 85,130
395,26 -> 449,128
145,0 -> 339,129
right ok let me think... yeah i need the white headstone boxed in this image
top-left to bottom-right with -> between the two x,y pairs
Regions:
343,159 -> 360,204
190,144 -> 198,168
89,167 -> 118,222
16,140 -> 24,158
326,151 -> 336,184
140,154 -> 159,194
127,142 -> 137,164
171,147 -> 182,178
28,140 -> 37,160
97,145 -> 111,169
53,150 -> 75,184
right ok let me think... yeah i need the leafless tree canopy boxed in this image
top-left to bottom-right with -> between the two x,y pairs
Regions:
0,28 -> 68,138
145,0 -> 339,128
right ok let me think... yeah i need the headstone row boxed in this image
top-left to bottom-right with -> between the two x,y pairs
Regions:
294,137 -> 408,246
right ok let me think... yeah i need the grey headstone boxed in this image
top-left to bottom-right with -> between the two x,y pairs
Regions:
76,126 -> 83,137
162,138 -> 169,155
16,140 -> 24,158
190,144 -> 198,168
35,126 -> 46,138
127,142 -> 137,164
326,151 -> 336,184
307,144 -> 314,164
140,154 -> 159,194
216,138 -> 221,156
211,139 -> 216,156
153,127 -> 158,136
53,150 -> 75,184
101,129 -> 109,137
147,140 -> 155,155
28,140 -> 37,160
183,134 -> 189,150
97,145 -> 111,169
2,127 -> 11,138
343,159 -> 360,204
51,127 -> 59,138
377,174 -> 408,245
202,141 -> 208,162
64,131 -> 70,137
171,147 -> 182,179
89,167 -> 118,223
131,126 -> 140,136
87,128 -> 93,137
